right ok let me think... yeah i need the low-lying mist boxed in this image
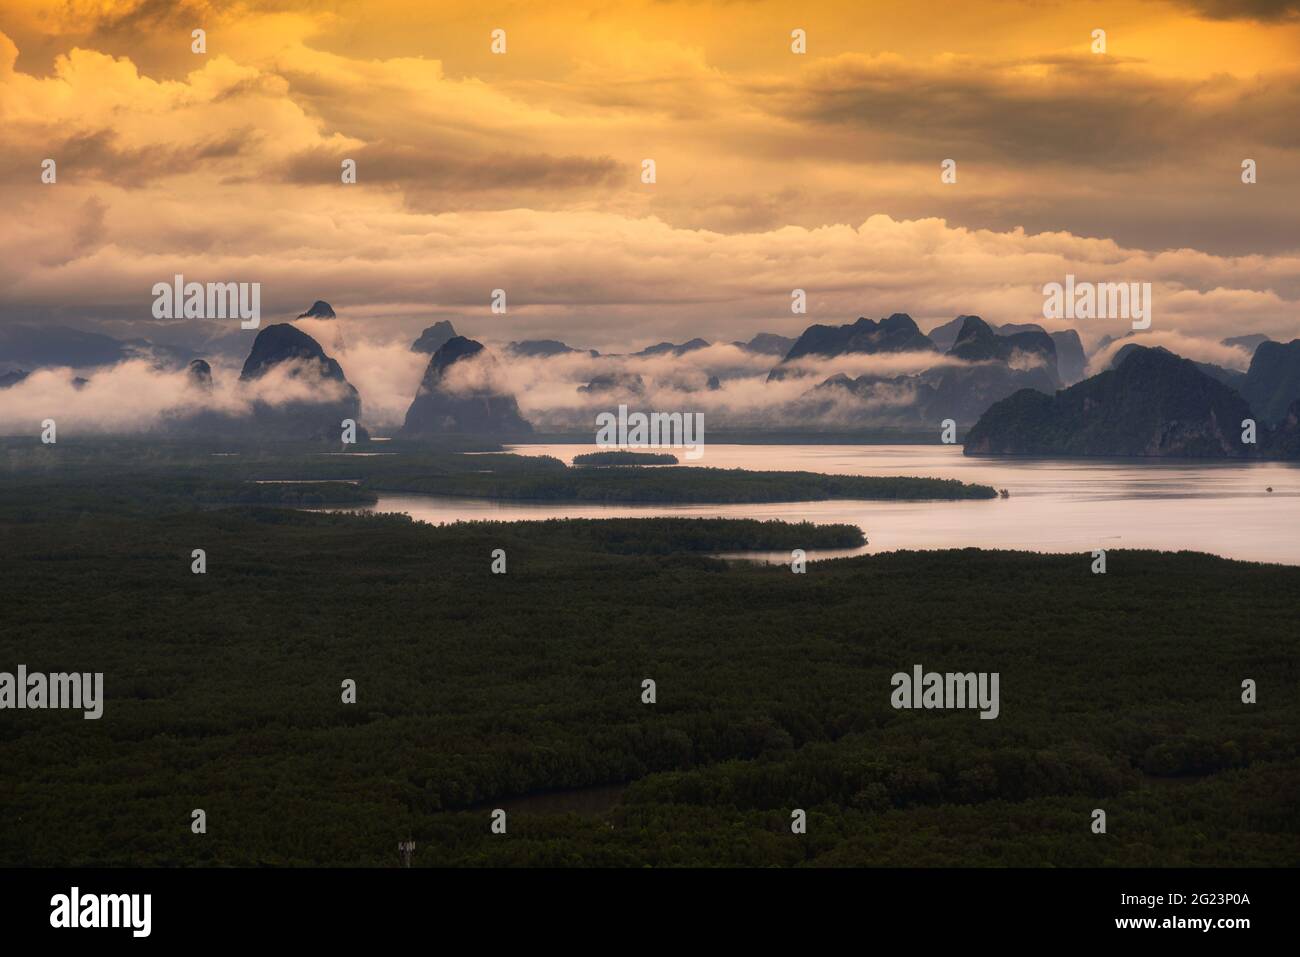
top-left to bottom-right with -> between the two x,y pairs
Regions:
0,318 -> 1260,437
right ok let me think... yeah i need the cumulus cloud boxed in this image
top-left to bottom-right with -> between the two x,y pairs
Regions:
4,200 -> 1299,350
1084,329 -> 1262,376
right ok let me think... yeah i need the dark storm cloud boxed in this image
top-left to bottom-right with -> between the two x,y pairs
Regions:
0,129 -> 258,187
1176,0 -> 1300,21
757,53 -> 1300,168
281,143 -> 621,190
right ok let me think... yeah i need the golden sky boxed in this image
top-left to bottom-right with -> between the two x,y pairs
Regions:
1,0 -> 1298,351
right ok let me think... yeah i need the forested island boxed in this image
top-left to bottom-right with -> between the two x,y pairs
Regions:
572,451 -> 679,466
371,466 -> 994,503
0,438 -> 996,505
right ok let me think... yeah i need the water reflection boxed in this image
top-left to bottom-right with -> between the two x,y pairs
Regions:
335,445 -> 1300,565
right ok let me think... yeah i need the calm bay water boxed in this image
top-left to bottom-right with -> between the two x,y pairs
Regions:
356,445 -> 1300,565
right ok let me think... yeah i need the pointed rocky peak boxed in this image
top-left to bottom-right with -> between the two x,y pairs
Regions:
1244,338 -> 1300,425
411,320 -> 458,354
948,316 -> 1055,370
402,337 -> 532,436
1106,345 -> 1252,408
948,316 -> 997,357
1111,342 -> 1164,368
297,300 -> 336,319
880,313 -> 922,334
239,323 -> 349,383
1222,333 -> 1271,355
1048,330 -> 1086,383
425,336 -> 487,383
924,317 -> 967,352
1111,343 -> 1233,387
175,327 -> 360,442
187,358 -> 213,390
816,372 -> 856,390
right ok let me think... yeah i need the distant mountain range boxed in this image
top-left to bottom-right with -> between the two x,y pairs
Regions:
733,333 -> 795,356
504,339 -> 599,358
397,312 -> 1097,434
779,313 -> 936,368
635,338 -> 710,358
4,302 -> 1294,446
0,323 -> 192,371
787,314 -> 1061,426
